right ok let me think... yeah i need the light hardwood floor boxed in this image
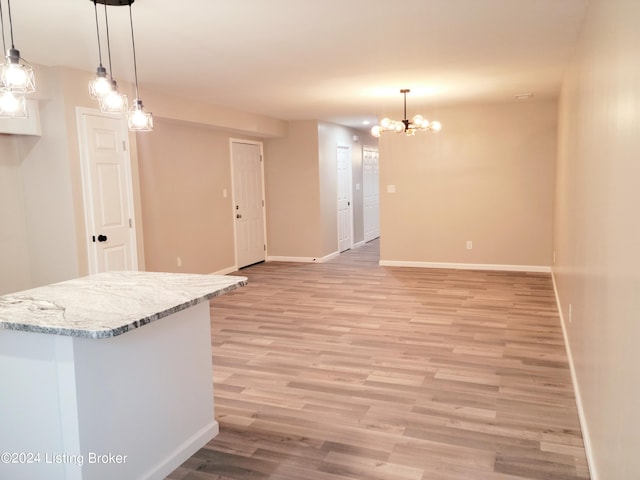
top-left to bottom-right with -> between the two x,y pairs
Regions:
166,240 -> 590,480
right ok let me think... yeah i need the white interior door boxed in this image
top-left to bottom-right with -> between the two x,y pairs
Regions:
232,141 -> 266,268
337,145 -> 352,252
77,109 -> 137,273
363,147 -> 380,242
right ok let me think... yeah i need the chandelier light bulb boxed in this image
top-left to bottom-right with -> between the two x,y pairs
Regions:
370,125 -> 382,138
4,63 -> 26,88
99,80 -> 128,113
412,114 -> 425,126
92,77 -> 112,98
89,66 -> 112,99
0,91 -> 20,111
128,99 -> 153,131
1,50 -> 35,94
0,91 -> 27,117
380,117 -> 392,129
105,91 -> 124,109
430,121 -> 442,132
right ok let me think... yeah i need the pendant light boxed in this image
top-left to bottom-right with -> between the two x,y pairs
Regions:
371,89 -> 441,138
88,1 -> 111,100
93,1 -> 127,114
126,2 -> 152,131
0,0 -> 33,118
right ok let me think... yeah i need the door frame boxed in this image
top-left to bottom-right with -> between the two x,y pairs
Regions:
229,138 -> 267,269
336,144 -> 354,252
76,107 -> 138,274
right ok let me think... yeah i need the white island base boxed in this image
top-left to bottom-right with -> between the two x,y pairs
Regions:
1,301 -> 218,480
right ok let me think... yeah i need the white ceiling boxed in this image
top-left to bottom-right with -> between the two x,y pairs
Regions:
7,0 -> 589,129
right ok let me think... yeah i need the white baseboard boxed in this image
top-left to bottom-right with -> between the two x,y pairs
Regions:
211,265 -> 238,275
352,240 -> 366,249
551,271 -> 597,480
141,421 -> 219,480
267,251 -> 340,263
378,260 -> 551,273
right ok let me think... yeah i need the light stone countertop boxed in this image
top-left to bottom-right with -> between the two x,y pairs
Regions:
0,271 -> 247,339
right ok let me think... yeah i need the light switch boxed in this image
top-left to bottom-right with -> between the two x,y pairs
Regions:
387,184 -> 396,193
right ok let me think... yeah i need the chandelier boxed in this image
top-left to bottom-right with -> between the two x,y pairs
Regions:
371,89 -> 441,137
88,0 -> 152,132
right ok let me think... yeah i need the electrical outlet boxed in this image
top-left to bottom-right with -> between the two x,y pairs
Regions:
177,257 -> 182,267
466,240 -> 473,250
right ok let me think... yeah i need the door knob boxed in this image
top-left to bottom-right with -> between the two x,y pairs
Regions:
97,234 -> 108,242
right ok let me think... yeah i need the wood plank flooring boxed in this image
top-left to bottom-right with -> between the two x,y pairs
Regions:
166,240 -> 590,480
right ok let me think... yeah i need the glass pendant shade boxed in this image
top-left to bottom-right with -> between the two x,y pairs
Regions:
99,80 -> 128,113
128,99 -> 153,131
0,49 -> 35,94
88,66 -> 111,99
0,90 -> 27,117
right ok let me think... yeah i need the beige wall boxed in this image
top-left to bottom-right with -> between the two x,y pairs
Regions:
379,100 -> 557,268
0,136 -> 31,295
264,121 -> 322,258
0,64 -> 288,293
136,118 -> 245,273
264,120 -> 370,259
553,1 -> 640,478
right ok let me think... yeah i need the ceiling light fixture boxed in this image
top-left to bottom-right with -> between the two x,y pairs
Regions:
94,1 -> 127,114
371,89 -> 441,138
126,1 -> 152,131
0,0 -> 34,118
88,1 -> 111,100
88,0 -> 151,131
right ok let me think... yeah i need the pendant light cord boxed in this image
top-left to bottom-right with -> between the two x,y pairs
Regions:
128,3 -> 140,100
104,3 -> 114,79
0,1 -> 6,55
6,0 -> 14,48
93,1 -> 103,68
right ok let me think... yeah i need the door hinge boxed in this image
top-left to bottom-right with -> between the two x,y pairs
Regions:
264,244 -> 266,251
260,155 -> 263,162
262,199 -> 264,207
129,218 -> 132,228
123,140 -> 127,151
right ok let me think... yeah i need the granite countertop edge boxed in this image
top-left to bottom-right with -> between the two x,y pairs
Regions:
0,273 -> 248,340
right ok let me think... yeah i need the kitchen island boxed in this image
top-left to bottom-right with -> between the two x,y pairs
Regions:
0,271 -> 247,480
